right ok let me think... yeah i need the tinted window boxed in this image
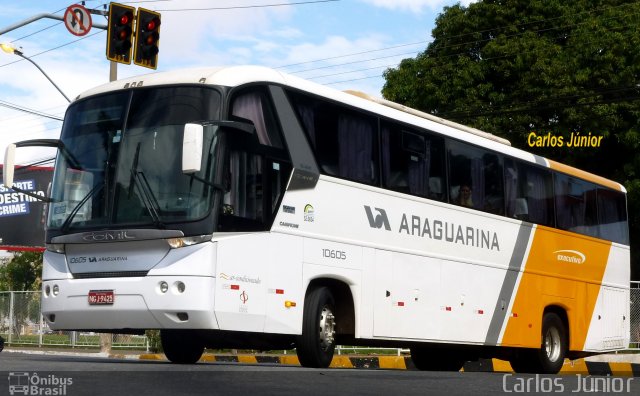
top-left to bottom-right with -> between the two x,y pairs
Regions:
597,188 -> 629,244
554,173 -> 598,237
448,141 -> 504,215
504,159 -> 555,226
289,91 -> 378,185
231,89 -> 284,149
381,122 -> 446,201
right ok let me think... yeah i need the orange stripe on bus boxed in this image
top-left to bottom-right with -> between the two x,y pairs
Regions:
501,226 -> 612,351
547,159 -> 623,192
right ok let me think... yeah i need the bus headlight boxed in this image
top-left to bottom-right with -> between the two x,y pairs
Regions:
46,243 -> 65,254
165,234 -> 211,249
159,281 -> 169,294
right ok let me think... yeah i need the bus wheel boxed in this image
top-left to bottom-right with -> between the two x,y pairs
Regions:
161,330 -> 204,364
539,313 -> 567,373
296,287 -> 336,368
510,312 -> 567,374
410,347 -> 464,371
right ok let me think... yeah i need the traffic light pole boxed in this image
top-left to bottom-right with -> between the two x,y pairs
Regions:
0,13 -> 107,36
110,61 -> 117,82
0,8 -> 114,82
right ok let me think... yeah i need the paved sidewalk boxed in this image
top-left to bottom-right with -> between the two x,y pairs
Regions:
3,347 -> 640,376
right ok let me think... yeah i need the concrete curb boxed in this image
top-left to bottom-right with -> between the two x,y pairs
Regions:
134,353 -> 640,376
4,348 -> 639,375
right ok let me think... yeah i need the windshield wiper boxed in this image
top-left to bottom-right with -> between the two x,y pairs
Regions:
60,183 -> 104,233
129,143 -> 165,228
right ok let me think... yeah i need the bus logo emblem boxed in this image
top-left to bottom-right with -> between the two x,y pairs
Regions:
364,206 -> 391,231
553,250 -> 586,264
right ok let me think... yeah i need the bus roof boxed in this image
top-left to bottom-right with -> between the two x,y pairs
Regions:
75,65 -> 625,193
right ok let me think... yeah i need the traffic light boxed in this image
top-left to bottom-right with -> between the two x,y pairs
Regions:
134,8 -> 161,69
106,3 -> 135,64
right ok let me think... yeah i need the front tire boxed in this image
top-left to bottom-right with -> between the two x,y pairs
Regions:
296,287 -> 337,368
509,312 -> 567,374
161,330 -> 204,364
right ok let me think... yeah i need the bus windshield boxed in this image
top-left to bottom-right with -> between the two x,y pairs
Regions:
47,86 -> 222,231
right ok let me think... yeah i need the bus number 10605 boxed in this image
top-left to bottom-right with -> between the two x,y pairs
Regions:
322,249 -> 347,260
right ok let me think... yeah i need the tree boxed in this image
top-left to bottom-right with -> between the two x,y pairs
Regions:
383,0 -> 640,279
0,251 -> 43,291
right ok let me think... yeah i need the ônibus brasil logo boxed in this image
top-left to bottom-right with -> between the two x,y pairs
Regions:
8,372 -> 73,395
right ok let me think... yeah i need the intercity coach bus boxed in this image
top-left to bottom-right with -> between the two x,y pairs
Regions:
3,66 -> 629,373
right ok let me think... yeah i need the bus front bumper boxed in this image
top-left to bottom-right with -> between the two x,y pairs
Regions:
41,276 -> 218,330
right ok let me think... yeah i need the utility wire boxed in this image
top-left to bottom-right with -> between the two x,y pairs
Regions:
0,100 -> 64,121
322,21 -> 640,85
157,0 -> 340,11
294,10 -> 639,76
0,30 -> 104,68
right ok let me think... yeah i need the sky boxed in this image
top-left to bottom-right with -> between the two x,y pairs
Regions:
0,0 -> 473,165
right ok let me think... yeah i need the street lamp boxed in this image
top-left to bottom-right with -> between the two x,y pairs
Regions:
1,43 -> 71,103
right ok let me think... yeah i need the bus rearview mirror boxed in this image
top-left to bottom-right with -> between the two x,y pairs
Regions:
183,123 -> 204,174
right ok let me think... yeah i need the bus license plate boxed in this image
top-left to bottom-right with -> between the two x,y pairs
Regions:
88,290 -> 114,305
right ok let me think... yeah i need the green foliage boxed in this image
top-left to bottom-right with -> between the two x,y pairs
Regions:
383,0 -> 640,279
145,330 -> 163,353
0,251 -> 44,291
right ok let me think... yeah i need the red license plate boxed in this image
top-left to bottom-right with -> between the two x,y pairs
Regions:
88,290 -> 114,305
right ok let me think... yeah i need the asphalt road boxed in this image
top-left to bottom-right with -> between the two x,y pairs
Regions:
0,352 -> 636,396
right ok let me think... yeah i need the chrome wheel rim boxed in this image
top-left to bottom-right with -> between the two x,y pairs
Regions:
319,305 -> 336,351
544,326 -> 561,362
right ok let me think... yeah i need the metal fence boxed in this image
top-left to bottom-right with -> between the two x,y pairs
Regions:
631,281 -> 640,350
1,286 -> 639,351
0,291 -> 149,350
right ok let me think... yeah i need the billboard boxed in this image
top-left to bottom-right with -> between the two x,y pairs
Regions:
0,166 -> 53,251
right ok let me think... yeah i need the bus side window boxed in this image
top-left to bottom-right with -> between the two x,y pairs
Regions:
220,88 -> 292,231
554,174 -> 598,237
231,89 -> 284,149
222,151 -> 264,226
597,188 -> 629,244
289,90 -> 378,185
448,141 -> 504,215
505,160 -> 555,226
380,122 -> 445,201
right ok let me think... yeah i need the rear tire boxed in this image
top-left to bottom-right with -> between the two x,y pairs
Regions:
161,330 -> 204,364
410,347 -> 465,371
509,312 -> 567,374
296,287 -> 337,368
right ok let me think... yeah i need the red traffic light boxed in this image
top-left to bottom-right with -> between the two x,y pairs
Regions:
146,17 -> 160,31
134,8 -> 161,69
106,3 -> 136,64
119,12 -> 133,26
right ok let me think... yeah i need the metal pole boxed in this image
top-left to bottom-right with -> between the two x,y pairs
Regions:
0,13 -> 106,36
38,313 -> 44,347
12,50 -> 71,103
110,61 -> 117,82
8,292 -> 14,345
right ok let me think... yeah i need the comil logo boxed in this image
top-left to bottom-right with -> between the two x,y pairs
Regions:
554,250 -> 586,264
364,206 -> 391,231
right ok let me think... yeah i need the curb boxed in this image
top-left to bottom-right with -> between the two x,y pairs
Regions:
4,348 -> 639,375
135,353 -> 640,376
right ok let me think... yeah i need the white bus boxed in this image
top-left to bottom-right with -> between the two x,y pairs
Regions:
4,66 -> 629,373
